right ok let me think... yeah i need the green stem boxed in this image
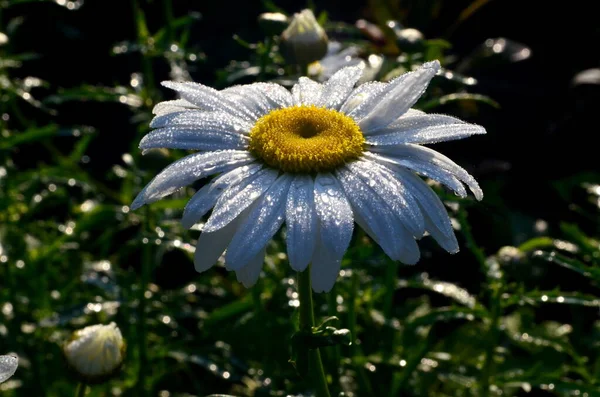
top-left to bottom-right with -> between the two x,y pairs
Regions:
382,260 -> 398,365
297,265 -> 331,397
382,260 -> 398,318
258,36 -> 272,82
458,208 -> 499,397
75,383 -> 87,397
348,272 -> 374,395
162,0 -> 175,44
481,287 -> 500,397
131,0 -> 155,99
390,327 -> 436,395
136,207 -> 152,396
327,288 -> 341,380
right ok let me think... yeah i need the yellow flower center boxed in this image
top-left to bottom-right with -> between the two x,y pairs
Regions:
248,105 -> 365,173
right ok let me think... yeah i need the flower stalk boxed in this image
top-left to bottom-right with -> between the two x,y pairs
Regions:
75,383 -> 87,397
297,265 -> 331,397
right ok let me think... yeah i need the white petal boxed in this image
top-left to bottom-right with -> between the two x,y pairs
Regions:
152,99 -> 197,116
340,81 -> 386,116
366,112 -> 463,136
182,182 -> 222,229
353,210 -> 420,264
346,160 -> 424,237
357,61 -> 440,132
149,110 -> 252,132
181,163 -> 263,229
208,162 -> 264,193
234,248 -> 266,287
292,77 -> 323,105
254,82 -> 294,108
223,82 -> 293,117
0,355 -> 18,383
161,81 -> 256,122
310,232 -> 342,293
317,65 -> 363,110
286,175 -> 317,272
140,127 -> 248,153
370,144 -> 483,200
336,167 -> 419,263
365,151 -> 468,198
203,168 -> 279,233
194,218 -> 241,272
394,169 -> 458,253
424,215 -> 459,253
222,87 -> 268,120
365,114 -> 486,145
313,173 -> 354,259
225,175 -> 293,270
131,150 -> 254,210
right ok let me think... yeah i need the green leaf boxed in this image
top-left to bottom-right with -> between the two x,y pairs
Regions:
518,237 -> 555,252
533,250 -> 600,282
560,223 -> 600,258
203,296 -> 253,327
407,307 -> 483,330
0,125 -> 58,149
399,277 -> 484,310
420,93 -> 500,111
44,85 -> 143,107
507,290 -> 600,308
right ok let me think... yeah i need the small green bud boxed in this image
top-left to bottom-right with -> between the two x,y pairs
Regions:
280,9 -> 328,66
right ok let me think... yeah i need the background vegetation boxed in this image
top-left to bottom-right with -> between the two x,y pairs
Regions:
1,0 -> 599,396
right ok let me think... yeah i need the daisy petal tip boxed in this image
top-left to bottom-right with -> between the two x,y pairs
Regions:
472,125 -> 487,135
311,286 -> 329,293
288,259 -> 310,273
130,194 -> 146,211
180,219 -> 195,230
160,81 -> 177,89
193,258 -> 213,274
200,223 -> 218,234
424,60 -> 441,72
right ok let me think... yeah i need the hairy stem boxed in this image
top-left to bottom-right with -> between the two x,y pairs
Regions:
297,265 -> 331,397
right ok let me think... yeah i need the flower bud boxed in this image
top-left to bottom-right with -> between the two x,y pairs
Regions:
63,322 -> 125,384
280,9 -> 328,66
387,21 -> 424,52
0,354 -> 18,383
258,12 -> 288,36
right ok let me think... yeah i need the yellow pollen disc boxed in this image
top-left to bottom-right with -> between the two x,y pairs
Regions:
248,105 -> 365,173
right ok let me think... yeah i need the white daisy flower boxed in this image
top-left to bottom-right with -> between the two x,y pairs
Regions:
132,60 -> 485,293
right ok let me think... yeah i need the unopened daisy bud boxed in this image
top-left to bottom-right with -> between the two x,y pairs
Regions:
0,32 -> 8,46
280,9 -> 328,66
0,354 -> 18,383
497,246 -> 524,265
63,322 -> 125,384
258,12 -> 288,36
387,21 -> 424,52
